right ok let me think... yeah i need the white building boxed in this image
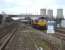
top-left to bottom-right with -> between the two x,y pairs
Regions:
61,19 -> 65,28
47,21 -> 55,33
57,9 -> 64,19
47,9 -> 53,18
40,9 -> 46,17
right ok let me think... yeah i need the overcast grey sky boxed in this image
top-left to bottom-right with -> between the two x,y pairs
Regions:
0,0 -> 65,16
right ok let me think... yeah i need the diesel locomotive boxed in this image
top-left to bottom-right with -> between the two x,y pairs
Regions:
32,17 -> 47,32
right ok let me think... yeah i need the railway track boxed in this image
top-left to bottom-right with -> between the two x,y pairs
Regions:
4,23 -> 54,50
56,28 -> 65,33
25,27 -> 65,50
54,28 -> 65,40
31,28 -> 65,50
0,23 -> 18,50
47,28 -> 65,50
23,26 -> 65,50
5,24 -> 37,50
2,22 -> 65,50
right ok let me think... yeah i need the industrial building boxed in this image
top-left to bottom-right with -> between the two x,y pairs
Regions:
57,9 -> 64,19
40,9 -> 46,17
47,9 -> 53,19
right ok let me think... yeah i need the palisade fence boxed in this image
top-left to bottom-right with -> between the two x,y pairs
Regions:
39,31 -> 65,50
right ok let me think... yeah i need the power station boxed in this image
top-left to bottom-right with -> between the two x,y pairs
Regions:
57,9 -> 64,19
40,9 -> 46,17
40,8 -> 64,19
47,9 -> 53,19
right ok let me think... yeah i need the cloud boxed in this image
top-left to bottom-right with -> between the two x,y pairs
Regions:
0,0 -> 65,17
55,0 -> 65,6
32,0 -> 55,8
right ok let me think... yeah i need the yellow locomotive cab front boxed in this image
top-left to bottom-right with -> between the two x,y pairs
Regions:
37,19 -> 47,27
32,17 -> 47,32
